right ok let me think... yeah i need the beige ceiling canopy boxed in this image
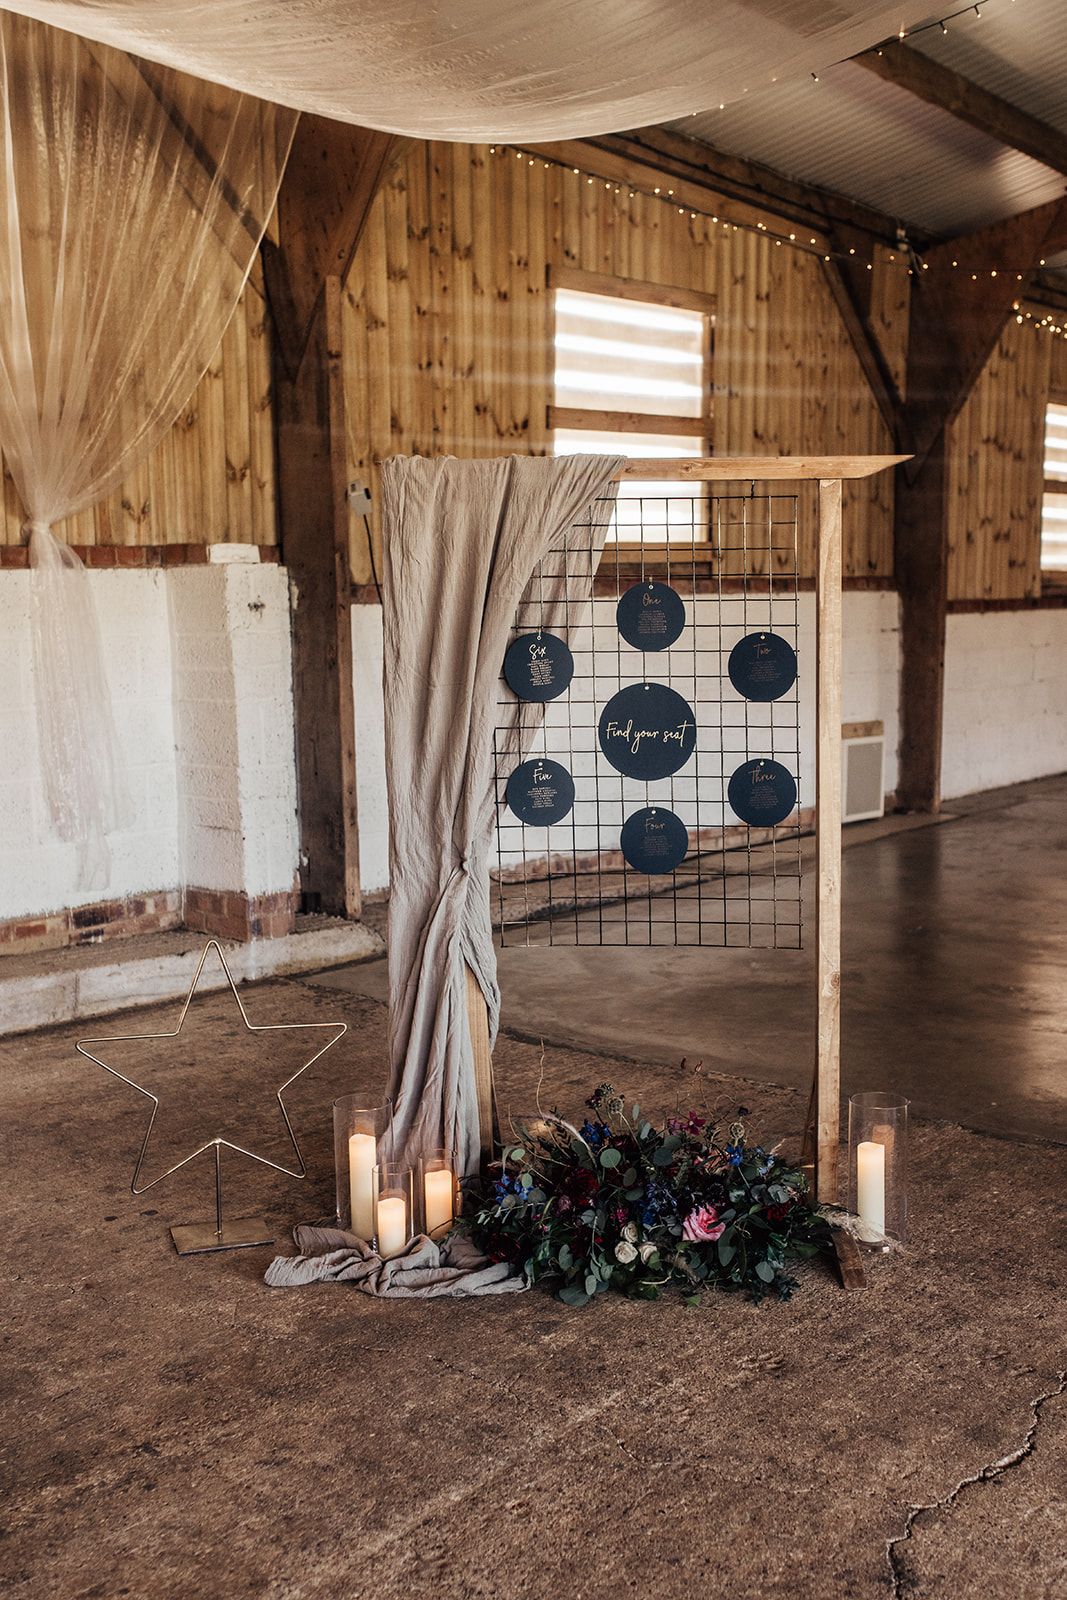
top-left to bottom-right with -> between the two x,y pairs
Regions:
2,0 -> 943,140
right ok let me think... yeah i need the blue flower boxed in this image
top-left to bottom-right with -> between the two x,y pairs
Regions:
725,1143 -> 744,1167
580,1119 -> 606,1147
494,1173 -> 525,1201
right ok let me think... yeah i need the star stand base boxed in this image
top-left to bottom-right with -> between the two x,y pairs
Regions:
170,1217 -> 275,1255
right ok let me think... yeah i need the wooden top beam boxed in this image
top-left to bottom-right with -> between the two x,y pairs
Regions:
613,456 -> 909,481
857,41 -> 1067,176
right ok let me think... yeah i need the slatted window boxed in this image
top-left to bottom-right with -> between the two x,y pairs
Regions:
549,272 -> 713,542
1041,398 -> 1067,571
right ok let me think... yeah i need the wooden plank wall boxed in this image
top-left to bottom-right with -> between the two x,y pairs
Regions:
343,142 -> 897,585
947,312 -> 1056,601
0,259 -> 277,548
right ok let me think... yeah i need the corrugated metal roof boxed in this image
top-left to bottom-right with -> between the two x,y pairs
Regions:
668,0 -> 1067,241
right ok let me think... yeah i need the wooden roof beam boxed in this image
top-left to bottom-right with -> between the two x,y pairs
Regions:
856,41 -> 1067,176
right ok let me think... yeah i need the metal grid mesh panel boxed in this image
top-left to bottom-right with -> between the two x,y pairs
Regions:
493,490 -> 804,949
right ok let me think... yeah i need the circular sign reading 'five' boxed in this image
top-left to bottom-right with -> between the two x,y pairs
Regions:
503,632 -> 573,703
505,758 -> 575,827
728,631 -> 798,702
598,682 -> 697,781
620,806 -> 690,875
616,581 -> 686,652
727,758 -> 798,828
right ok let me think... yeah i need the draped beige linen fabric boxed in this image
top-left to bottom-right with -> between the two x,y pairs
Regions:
379,455 -> 622,1180
0,14 -> 295,880
3,1 -> 945,141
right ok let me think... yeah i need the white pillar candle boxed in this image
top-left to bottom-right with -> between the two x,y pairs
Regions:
424,1167 -> 455,1237
376,1194 -> 408,1260
348,1132 -> 376,1240
856,1140 -> 886,1235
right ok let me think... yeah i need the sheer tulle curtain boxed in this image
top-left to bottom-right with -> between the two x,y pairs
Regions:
0,14 -> 296,884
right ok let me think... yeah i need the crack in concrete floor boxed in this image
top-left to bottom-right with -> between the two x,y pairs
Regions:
885,1370 -> 1067,1596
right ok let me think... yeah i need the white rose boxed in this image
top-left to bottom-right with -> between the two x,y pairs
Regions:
639,1241 -> 658,1264
614,1240 -> 638,1264
622,1221 -> 639,1244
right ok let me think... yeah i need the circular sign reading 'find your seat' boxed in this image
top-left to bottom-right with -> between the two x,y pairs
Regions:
597,682 -> 697,782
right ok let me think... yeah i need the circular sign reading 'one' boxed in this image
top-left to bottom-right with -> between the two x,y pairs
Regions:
727,758 -> 798,828
503,632 -> 573,703
616,581 -> 686,653
727,631 -> 798,702
620,806 -> 690,875
598,682 -> 697,781
505,758 -> 575,827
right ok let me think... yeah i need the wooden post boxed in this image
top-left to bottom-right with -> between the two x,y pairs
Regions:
815,477 -> 843,1203
895,437 -> 950,813
273,276 -> 361,916
465,965 -> 496,1169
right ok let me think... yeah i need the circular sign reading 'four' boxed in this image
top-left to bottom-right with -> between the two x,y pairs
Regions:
727,758 -> 798,827
503,632 -> 573,702
616,581 -> 686,652
598,682 -> 697,781
728,631 -> 798,702
620,807 -> 689,875
505,758 -> 575,827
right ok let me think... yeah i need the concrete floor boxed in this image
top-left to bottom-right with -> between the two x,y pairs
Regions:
2,776 -> 1066,1599
325,775 -> 1067,1145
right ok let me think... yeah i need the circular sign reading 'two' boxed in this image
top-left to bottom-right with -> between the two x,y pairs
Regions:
727,631 -> 798,702
620,806 -> 690,875
616,581 -> 686,653
597,682 -> 697,781
727,758 -> 798,827
505,758 -> 575,827
503,632 -> 573,703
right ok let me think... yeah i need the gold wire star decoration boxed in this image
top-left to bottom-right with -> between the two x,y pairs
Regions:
76,939 -> 347,1254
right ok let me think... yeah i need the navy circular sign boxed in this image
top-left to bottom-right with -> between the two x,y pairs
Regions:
505,758 -> 575,827
620,807 -> 689,875
598,682 -> 697,781
728,631 -> 798,702
616,581 -> 686,652
503,632 -> 573,702
727,758 -> 798,827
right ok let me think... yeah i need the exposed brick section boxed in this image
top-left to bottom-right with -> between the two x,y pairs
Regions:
182,887 -> 297,942
0,890 -> 183,956
0,544 -> 277,569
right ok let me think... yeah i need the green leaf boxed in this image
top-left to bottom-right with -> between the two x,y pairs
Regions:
684,1293 -> 702,1308
717,1239 -> 735,1267
558,1243 -> 573,1271
599,1147 -> 622,1169
584,1272 -> 598,1297
519,1171 -> 533,1189
652,1147 -> 675,1168
755,1259 -> 776,1283
507,1146 -> 526,1164
559,1285 -> 590,1307
621,1167 -> 638,1187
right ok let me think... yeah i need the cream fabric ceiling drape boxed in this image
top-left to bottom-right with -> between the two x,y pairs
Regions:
2,1 -> 948,141
0,14 -> 295,881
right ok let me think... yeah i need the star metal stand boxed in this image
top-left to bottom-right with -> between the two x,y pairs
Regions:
76,939 -> 348,1256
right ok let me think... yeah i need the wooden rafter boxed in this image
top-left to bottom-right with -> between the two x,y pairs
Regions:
857,40 -> 1067,176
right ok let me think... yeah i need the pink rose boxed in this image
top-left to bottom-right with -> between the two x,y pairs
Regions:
682,1204 -> 725,1243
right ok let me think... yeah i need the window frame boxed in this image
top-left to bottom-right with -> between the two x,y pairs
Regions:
547,265 -> 715,559
1041,388 -> 1067,590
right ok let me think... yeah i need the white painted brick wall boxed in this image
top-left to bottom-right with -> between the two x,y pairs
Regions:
0,558 -> 299,923
0,569 -> 180,920
942,609 -> 1067,799
349,587 -> 902,893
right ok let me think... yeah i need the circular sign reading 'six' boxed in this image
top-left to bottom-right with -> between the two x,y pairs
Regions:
620,806 -> 689,875
598,682 -> 697,781
728,631 -> 798,702
505,758 -> 575,827
727,758 -> 798,828
503,632 -> 573,702
616,581 -> 686,652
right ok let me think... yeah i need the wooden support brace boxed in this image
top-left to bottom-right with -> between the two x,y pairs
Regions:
815,478 -> 843,1204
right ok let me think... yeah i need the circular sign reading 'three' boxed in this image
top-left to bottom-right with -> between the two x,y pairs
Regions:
727,631 -> 798,702
503,632 -> 574,703
616,581 -> 686,653
505,758 -> 575,827
727,758 -> 798,828
597,682 -> 697,781
620,806 -> 690,875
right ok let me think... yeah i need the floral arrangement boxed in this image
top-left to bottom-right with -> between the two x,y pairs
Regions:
467,1082 -> 831,1305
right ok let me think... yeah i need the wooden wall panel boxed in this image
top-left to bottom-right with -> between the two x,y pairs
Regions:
0,263 -> 277,548
343,142 -> 897,585
947,314 -> 1050,601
